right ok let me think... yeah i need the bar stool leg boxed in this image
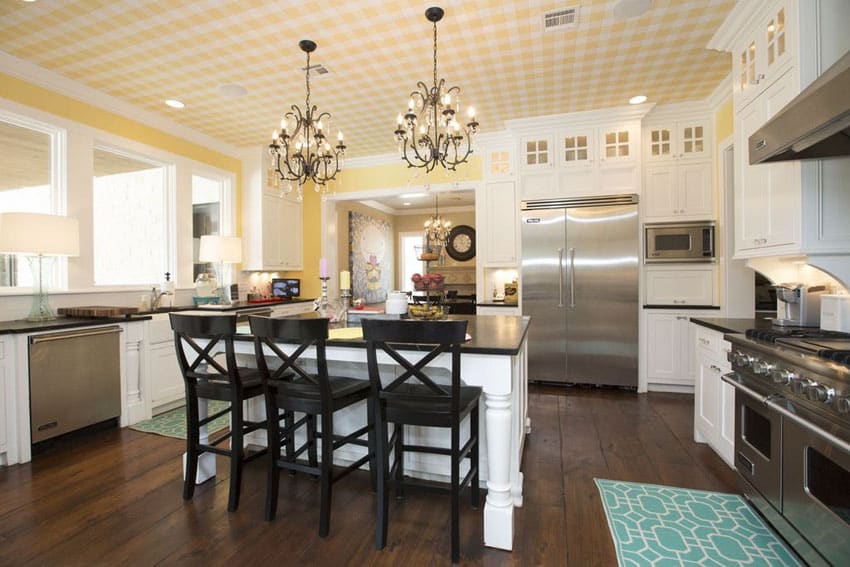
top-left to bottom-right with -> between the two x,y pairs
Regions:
319,411 -> 334,537
184,392 -> 199,500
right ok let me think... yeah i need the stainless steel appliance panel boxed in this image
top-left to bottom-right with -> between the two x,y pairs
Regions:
521,208 -> 568,382
644,221 -> 715,263
565,204 -> 638,386
782,410 -> 850,566
29,326 -> 122,443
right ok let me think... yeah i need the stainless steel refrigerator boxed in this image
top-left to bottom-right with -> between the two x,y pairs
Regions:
521,194 -> 639,387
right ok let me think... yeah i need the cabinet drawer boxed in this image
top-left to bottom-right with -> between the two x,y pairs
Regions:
645,266 -> 717,306
695,326 -> 723,357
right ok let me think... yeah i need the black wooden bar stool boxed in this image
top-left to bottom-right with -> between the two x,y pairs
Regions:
250,314 -> 375,537
362,318 -> 481,564
169,313 -> 267,512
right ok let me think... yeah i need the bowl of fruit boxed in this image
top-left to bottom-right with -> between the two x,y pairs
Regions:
407,304 -> 448,320
411,272 -> 444,291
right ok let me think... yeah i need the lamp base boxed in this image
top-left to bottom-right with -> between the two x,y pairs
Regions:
26,255 -> 57,322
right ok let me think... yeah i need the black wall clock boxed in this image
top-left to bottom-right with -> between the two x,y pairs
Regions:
446,225 -> 476,261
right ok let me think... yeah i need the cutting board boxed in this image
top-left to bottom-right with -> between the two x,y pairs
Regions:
58,306 -> 139,318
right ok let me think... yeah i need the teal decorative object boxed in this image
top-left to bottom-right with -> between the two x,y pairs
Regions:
595,479 -> 801,566
130,401 -> 231,439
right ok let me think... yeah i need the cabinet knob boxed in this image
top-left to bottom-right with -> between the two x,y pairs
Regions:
710,364 -> 722,373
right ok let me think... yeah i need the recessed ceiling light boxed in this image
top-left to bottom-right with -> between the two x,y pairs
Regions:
218,83 -> 248,98
165,99 -> 185,109
629,95 -> 648,105
400,192 -> 426,198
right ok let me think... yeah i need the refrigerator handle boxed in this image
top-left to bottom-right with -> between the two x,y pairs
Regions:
557,248 -> 565,307
569,247 -> 576,308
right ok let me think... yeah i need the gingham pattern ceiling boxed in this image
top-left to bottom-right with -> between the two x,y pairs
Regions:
0,0 -> 734,158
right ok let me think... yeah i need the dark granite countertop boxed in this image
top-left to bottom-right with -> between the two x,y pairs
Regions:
236,313 -> 532,356
476,301 -> 519,308
0,315 -> 152,335
137,298 -> 315,314
690,317 -> 779,335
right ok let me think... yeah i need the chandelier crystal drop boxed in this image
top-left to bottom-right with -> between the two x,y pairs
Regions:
394,7 -> 479,173
269,40 -> 346,198
424,194 -> 452,246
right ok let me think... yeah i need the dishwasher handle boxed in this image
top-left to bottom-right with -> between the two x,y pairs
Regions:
30,325 -> 123,344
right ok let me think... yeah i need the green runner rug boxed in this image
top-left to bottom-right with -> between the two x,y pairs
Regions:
130,400 -> 231,439
595,479 -> 801,566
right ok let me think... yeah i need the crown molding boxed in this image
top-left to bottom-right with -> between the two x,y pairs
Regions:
0,50 -> 241,158
504,103 -> 656,133
644,100 -> 714,122
707,0 -> 772,52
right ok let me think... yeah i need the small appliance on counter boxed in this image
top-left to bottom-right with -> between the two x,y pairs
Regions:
772,283 -> 826,327
821,294 -> 850,332
385,291 -> 409,315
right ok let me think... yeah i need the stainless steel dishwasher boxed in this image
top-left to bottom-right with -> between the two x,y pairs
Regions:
29,325 -> 122,443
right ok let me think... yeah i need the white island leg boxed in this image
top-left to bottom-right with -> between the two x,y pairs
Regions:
183,398 -> 216,484
483,391 -> 514,550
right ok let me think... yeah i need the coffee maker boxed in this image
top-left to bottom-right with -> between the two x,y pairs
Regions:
773,283 -> 826,327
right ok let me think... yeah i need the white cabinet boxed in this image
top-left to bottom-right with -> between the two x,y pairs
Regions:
271,301 -> 315,318
734,68 -> 800,254
644,161 -> 713,220
477,306 -> 520,316
732,0 -> 794,109
519,135 -> 554,171
645,311 -> 699,388
485,146 -> 515,178
644,119 -> 711,163
0,338 -> 7,460
480,180 -> 518,266
242,148 -> 304,271
146,314 -> 184,413
645,266 -> 717,307
692,324 -> 734,467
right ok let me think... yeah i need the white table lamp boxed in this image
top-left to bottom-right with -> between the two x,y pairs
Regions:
0,213 -> 80,321
198,235 -> 242,305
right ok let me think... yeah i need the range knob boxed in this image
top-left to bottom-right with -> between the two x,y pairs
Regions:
732,351 -> 754,367
806,384 -> 835,403
770,368 -> 796,385
752,360 -> 775,375
791,378 -> 814,395
837,398 -> 850,414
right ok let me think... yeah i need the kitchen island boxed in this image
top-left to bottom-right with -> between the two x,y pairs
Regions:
199,314 -> 530,551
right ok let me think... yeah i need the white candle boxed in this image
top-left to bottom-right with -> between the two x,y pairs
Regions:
340,270 -> 350,290
319,258 -> 329,278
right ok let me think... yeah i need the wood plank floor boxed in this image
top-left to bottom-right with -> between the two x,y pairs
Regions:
0,387 -> 738,566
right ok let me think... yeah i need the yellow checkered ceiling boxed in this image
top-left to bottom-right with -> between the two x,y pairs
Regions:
0,0 -> 734,158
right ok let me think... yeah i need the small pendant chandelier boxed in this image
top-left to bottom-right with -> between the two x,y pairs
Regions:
269,39 -> 346,200
394,7 -> 479,173
424,194 -> 452,246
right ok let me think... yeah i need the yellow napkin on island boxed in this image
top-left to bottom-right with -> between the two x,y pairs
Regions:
329,327 -> 363,340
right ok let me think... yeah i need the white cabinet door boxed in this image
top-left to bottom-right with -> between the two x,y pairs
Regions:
149,341 -> 183,409
695,351 -> 721,444
645,267 -> 717,307
735,100 -> 770,251
644,165 -> 677,218
483,181 -> 518,266
280,197 -> 303,270
761,69 -> 798,248
678,161 -> 713,218
520,135 -> 554,171
646,313 -> 683,383
598,124 -> 637,167
485,147 -> 514,178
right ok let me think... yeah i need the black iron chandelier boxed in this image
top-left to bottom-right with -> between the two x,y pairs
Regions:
394,7 -> 479,173
270,39 -> 345,199
424,194 -> 452,246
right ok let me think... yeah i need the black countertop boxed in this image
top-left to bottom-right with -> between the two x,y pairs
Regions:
236,313 -> 532,356
0,299 -> 317,335
476,301 -> 519,308
690,317 -> 780,335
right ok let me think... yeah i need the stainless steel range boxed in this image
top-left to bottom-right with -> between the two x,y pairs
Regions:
723,328 -> 850,566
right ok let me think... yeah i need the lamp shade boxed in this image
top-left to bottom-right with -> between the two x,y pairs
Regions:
198,235 -> 242,263
0,212 -> 80,256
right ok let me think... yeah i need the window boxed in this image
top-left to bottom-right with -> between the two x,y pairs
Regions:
0,114 -> 62,288
399,233 -> 425,293
93,147 -> 170,285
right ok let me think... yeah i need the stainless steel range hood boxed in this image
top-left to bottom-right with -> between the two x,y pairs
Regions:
749,50 -> 850,164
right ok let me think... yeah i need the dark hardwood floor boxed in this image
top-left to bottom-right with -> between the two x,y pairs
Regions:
0,387 -> 737,566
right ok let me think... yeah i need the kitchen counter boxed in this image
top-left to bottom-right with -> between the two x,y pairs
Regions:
476,301 -> 519,308
691,317 -> 779,335
135,297 -> 315,315
0,315 -> 152,335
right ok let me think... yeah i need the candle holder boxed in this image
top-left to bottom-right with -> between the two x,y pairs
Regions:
336,288 -> 352,327
315,276 -> 332,318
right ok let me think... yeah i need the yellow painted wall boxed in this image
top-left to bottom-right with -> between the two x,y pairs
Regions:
714,98 -> 733,145
1,72 -> 243,235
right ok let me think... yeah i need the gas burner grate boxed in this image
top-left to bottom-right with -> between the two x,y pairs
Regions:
818,350 -> 850,365
745,328 -> 850,343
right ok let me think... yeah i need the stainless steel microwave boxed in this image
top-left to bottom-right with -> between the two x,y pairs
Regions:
645,221 -> 715,263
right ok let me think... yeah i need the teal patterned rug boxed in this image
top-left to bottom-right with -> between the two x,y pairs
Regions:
595,479 -> 801,566
130,401 -> 231,439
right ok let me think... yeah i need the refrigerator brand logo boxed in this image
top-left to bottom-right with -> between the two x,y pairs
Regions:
526,218 -> 542,223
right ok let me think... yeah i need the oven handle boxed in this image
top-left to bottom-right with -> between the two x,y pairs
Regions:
766,397 -> 850,455
721,372 -> 774,403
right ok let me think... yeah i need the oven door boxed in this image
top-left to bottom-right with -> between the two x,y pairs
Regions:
724,373 -> 783,512
778,400 -> 850,566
